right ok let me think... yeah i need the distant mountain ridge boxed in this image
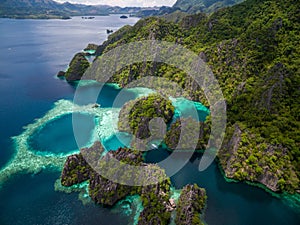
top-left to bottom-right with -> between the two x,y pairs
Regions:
135,0 -> 245,18
0,0 -> 157,19
173,0 -> 245,13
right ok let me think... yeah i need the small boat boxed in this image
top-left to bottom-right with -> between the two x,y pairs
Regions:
120,15 -> 128,19
151,143 -> 158,149
92,103 -> 100,108
82,16 -> 95,19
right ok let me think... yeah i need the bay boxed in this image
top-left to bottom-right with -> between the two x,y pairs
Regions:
0,15 -> 299,225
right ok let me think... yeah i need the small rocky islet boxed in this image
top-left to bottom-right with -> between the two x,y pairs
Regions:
57,43 -> 98,81
61,52 -> 90,81
61,141 -> 208,225
118,93 -> 175,140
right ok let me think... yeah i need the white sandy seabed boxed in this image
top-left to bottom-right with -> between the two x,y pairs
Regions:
0,85 -> 186,224
0,99 -> 120,187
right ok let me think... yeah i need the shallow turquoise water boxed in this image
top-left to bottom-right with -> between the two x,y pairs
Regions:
102,132 -> 132,151
73,82 -> 138,108
28,113 -> 95,155
170,97 -> 210,121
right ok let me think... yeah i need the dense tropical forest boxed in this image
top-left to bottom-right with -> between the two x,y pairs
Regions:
86,0 -> 299,193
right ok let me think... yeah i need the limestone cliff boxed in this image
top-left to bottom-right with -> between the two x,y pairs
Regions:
64,52 -> 90,81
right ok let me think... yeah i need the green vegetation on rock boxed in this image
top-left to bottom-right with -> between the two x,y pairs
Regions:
219,124 -> 299,192
173,0 -> 245,14
60,142 -> 189,224
118,94 -> 175,139
65,52 -> 90,82
89,0 -> 300,193
138,167 -> 172,225
165,117 -> 210,150
175,184 -> 207,225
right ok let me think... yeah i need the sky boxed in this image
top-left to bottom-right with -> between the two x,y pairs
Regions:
54,0 -> 177,7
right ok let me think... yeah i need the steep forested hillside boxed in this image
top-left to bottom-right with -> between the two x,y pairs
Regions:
136,0 -> 245,18
88,0 -> 299,193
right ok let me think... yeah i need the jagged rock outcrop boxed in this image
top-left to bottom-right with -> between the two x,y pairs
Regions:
61,141 -> 103,186
179,13 -> 206,30
257,62 -> 288,112
61,141 -> 180,223
219,124 -> 299,192
164,117 -> 209,150
61,140 -> 210,223
138,170 -> 172,225
84,43 -> 98,51
88,148 -> 143,206
88,170 -> 134,206
62,145 -> 144,206
95,25 -> 133,56
64,52 -> 90,81
56,71 -> 65,77
176,184 -> 207,225
118,94 -> 174,139
61,153 -> 91,186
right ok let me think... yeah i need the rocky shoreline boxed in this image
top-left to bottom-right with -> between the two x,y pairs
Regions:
58,48 -> 299,201
57,4 -> 300,212
61,141 -> 208,224
164,117 -> 210,151
57,43 -> 98,81
219,124 -> 299,193
176,184 -> 207,225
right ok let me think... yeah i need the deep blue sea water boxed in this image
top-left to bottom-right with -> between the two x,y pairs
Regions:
0,16 -> 299,225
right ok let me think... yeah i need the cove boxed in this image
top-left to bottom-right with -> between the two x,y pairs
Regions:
144,148 -> 300,225
80,81 -> 299,224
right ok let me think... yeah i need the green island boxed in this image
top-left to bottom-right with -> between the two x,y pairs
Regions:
118,94 -> 175,139
176,184 -> 207,225
165,117 -> 210,150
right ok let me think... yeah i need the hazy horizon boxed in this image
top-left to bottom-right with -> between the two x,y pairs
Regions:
54,0 -> 177,7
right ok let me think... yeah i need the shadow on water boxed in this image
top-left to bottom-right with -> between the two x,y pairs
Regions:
72,82 -> 137,108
